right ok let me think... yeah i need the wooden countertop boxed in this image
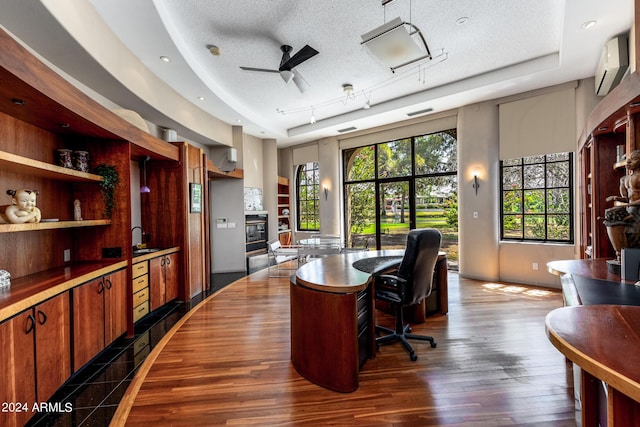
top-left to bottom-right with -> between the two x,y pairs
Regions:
0,260 -> 127,323
131,246 -> 180,263
547,258 -> 637,284
545,305 -> 640,403
295,250 -> 404,294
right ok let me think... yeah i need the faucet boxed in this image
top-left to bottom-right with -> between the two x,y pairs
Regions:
132,226 -> 145,249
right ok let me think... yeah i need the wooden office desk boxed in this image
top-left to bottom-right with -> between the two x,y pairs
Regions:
291,249 -> 447,392
546,305 -> 640,426
292,250 -> 403,392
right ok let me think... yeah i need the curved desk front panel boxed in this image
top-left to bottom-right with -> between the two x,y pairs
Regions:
291,250 -> 403,392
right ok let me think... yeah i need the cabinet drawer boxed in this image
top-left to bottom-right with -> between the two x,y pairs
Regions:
133,301 -> 149,323
133,287 -> 149,307
132,261 -> 149,278
132,274 -> 148,293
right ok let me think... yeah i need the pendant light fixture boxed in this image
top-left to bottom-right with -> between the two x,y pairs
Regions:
140,156 -> 151,193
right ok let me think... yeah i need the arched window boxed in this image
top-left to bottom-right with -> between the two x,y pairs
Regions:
296,162 -> 320,231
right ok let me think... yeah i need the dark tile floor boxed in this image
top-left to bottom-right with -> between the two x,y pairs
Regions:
27,270 -> 248,427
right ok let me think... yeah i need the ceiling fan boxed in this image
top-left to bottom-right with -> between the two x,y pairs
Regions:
240,44 -> 319,93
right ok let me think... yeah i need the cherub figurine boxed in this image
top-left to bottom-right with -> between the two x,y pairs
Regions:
0,189 -> 42,224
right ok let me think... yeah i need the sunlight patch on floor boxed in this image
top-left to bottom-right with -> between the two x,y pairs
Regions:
481,282 -> 554,298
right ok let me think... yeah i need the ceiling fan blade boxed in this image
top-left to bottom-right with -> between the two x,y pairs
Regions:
280,45 -> 319,71
239,66 -> 280,73
292,70 -> 310,93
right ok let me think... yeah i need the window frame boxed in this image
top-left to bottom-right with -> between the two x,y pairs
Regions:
500,152 -> 574,243
296,161 -> 320,232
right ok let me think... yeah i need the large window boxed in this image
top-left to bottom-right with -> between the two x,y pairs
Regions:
296,162 -> 320,231
342,130 -> 458,267
501,152 -> 573,242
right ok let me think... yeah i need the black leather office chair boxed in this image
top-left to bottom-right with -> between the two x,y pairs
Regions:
375,228 -> 442,361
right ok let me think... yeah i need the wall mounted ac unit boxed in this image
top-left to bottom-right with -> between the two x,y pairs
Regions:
595,35 -> 629,96
218,147 -> 237,172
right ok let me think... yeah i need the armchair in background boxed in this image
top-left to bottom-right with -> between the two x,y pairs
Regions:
267,239 -> 300,277
374,228 -> 441,361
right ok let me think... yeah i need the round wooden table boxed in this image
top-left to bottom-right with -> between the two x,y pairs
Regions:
546,305 -> 640,425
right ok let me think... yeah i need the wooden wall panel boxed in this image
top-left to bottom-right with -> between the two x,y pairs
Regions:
187,144 -> 205,298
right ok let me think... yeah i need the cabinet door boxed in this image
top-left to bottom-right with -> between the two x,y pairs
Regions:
165,253 -> 179,303
149,256 -> 165,311
0,310 -> 36,427
35,292 -> 71,402
105,269 -> 127,345
73,279 -> 105,372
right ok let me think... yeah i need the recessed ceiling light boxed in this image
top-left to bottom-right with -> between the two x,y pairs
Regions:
456,17 -> 469,25
160,56 -> 171,62
581,20 -> 597,30
236,119 -> 242,123
197,96 -> 205,101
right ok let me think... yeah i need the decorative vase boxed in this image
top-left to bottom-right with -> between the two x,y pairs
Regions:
606,224 -> 628,262
57,149 -> 73,169
73,150 -> 90,172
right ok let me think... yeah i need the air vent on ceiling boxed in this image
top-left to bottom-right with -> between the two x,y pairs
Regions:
338,126 -> 357,133
407,108 -> 433,117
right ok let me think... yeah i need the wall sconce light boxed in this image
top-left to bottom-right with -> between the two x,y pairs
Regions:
140,156 -> 151,193
323,185 -> 328,200
472,174 -> 480,195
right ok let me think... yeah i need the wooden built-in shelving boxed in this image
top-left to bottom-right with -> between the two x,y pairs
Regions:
0,149 -> 104,182
277,176 -> 291,245
0,219 -> 110,233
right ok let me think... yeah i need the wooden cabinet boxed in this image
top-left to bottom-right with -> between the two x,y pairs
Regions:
578,73 -> 640,259
0,310 -> 36,427
277,176 -> 292,245
0,24 -> 183,421
132,260 -> 150,323
72,269 -> 127,371
0,292 -> 70,427
150,252 -> 179,311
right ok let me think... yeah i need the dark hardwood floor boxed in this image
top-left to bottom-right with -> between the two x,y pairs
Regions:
112,266 -> 576,426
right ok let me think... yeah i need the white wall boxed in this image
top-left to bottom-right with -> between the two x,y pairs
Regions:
280,80 -> 600,288
210,178 -> 246,273
457,101 -> 500,281
243,134 -> 264,190
262,139 -> 278,241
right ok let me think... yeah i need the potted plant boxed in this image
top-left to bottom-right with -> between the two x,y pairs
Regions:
93,163 -> 120,219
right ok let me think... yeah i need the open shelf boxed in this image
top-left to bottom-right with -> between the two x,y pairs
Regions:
0,150 -> 104,183
0,219 -> 110,233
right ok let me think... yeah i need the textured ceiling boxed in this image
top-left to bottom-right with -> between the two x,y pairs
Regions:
0,0 -> 634,147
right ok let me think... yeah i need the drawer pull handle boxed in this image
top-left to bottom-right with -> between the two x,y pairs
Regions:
25,314 -> 36,334
37,310 -> 47,325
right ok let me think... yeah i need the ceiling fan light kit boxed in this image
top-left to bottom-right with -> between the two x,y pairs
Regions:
239,44 -> 319,93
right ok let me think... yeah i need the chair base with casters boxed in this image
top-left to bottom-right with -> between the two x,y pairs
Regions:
376,299 -> 436,361
373,228 -> 442,361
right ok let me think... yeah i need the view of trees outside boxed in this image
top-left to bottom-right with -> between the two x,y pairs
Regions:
343,130 -> 459,268
297,162 -> 320,231
501,152 -> 572,241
